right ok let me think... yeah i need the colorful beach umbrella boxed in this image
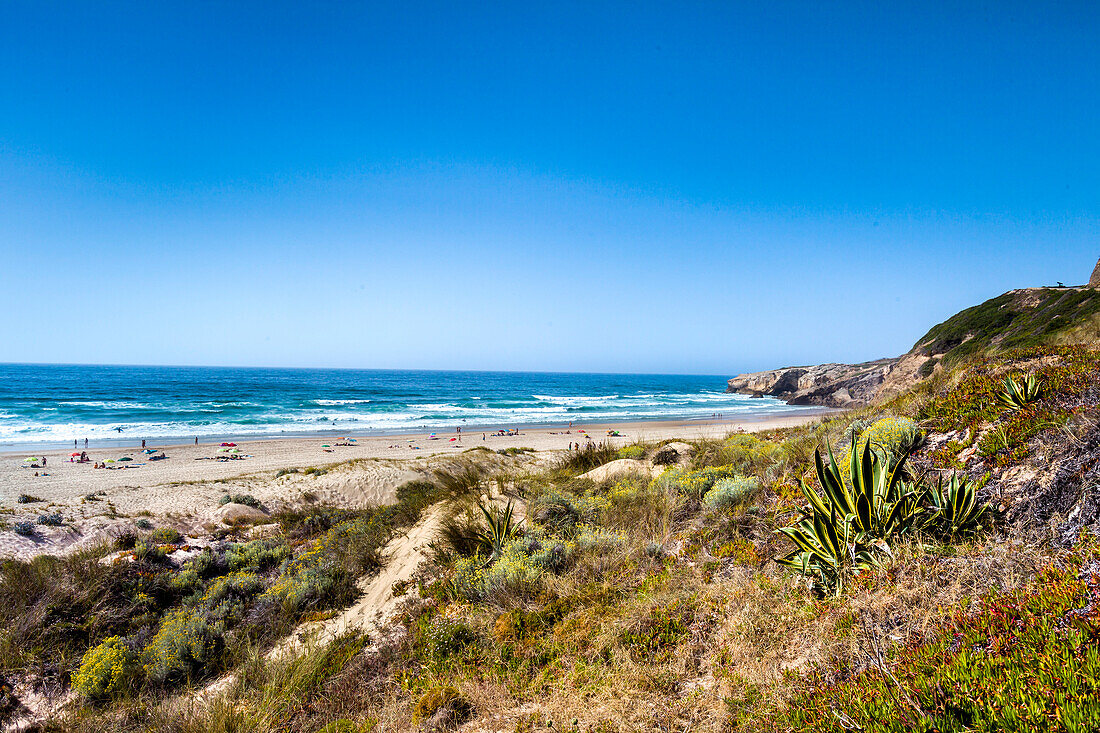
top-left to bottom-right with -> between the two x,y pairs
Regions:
118,457 -> 132,462
70,452 -> 81,456
24,457 -> 37,462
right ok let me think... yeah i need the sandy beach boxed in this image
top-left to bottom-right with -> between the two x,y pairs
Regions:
0,411 -> 830,560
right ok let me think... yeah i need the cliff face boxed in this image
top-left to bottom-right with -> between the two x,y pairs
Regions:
728,278 -> 1100,408
726,354 -> 930,407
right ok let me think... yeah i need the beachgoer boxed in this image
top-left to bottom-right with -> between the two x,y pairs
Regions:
141,440 -> 146,449
74,439 -> 78,449
84,438 -> 88,448
42,456 -> 46,466
195,437 -> 198,445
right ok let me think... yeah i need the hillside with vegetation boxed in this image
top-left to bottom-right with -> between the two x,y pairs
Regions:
5,295 -> 1100,731
728,282 -> 1100,407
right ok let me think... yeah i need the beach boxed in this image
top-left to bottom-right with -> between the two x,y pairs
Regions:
0,412 -> 828,560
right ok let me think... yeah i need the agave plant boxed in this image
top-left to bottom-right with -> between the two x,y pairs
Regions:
775,437 -> 924,595
928,472 -> 987,536
471,500 -> 523,562
803,438 -> 925,542
996,374 -> 1041,411
775,506 -> 878,596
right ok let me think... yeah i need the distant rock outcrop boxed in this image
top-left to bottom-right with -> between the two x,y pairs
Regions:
728,276 -> 1100,408
726,354 -> 932,408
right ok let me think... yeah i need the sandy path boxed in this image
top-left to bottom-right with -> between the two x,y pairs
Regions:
275,501 -> 448,658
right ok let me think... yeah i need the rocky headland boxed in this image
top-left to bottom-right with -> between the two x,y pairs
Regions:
729,273 -> 1100,407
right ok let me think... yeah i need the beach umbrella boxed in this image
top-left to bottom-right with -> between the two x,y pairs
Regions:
217,447 -> 228,452
449,437 -> 457,442
105,459 -> 115,463
229,448 -> 240,453
321,444 -> 331,447
70,452 -> 81,457
118,457 -> 132,462
24,457 -> 37,462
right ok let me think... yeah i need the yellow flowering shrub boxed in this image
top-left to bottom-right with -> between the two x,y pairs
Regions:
143,610 -> 222,683
651,465 -> 743,500
72,636 -> 139,700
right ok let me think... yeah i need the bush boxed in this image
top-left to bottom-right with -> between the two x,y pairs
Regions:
652,445 -> 682,465
412,685 -> 472,726
219,493 -> 261,508
36,512 -> 64,526
72,636 -> 140,700
132,541 -> 166,564
226,539 -> 290,571
148,527 -> 183,544
616,445 -> 646,460
859,417 -> 923,460
134,518 -> 154,530
702,476 -> 758,510
143,609 -> 223,683
16,494 -> 42,504
198,571 -> 265,624
172,551 -> 220,595
423,617 -> 479,660
655,465 -> 743,500
12,522 -> 36,537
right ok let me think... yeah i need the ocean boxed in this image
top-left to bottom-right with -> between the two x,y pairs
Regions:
0,363 -> 809,449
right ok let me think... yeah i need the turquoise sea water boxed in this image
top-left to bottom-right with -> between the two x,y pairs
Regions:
0,364 -> 811,448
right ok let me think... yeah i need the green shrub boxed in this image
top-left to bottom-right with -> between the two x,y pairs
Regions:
702,475 -> 758,510
616,445 -> 646,460
134,518 -> 154,530
858,417 -> 923,462
72,636 -> 140,700
132,541 -> 166,564
196,571 -> 265,625
219,493 -> 261,508
147,527 -> 183,545
423,617 -> 479,660
655,465 -> 743,500
12,521 -> 36,537
226,539 -> 290,571
143,609 -> 223,683
412,685 -> 472,726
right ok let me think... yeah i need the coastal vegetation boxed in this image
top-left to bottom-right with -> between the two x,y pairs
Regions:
5,303 -> 1100,729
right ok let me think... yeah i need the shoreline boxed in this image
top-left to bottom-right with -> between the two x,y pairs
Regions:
0,409 -> 838,560
0,408 -> 832,455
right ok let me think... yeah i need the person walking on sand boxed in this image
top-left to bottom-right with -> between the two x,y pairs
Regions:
141,439 -> 146,449
84,437 -> 88,448
195,437 -> 198,445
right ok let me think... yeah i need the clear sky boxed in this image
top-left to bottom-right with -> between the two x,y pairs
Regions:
1,1 -> 1097,375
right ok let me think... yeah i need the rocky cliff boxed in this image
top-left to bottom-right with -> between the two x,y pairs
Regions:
726,354 -> 931,407
728,276 -> 1100,407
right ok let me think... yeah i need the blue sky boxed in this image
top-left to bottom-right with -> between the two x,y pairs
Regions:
1,1 -> 1097,374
